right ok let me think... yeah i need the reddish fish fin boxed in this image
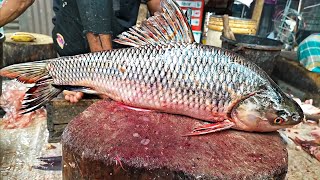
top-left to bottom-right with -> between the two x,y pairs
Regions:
0,61 -> 62,114
184,120 -> 235,136
21,78 -> 62,114
116,102 -> 154,112
113,0 -> 194,47
0,61 -> 49,83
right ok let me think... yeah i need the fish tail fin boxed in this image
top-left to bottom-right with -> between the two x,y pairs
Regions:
114,0 -> 194,47
0,61 -> 62,114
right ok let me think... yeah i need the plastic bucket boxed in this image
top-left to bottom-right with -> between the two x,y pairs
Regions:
221,34 -> 283,75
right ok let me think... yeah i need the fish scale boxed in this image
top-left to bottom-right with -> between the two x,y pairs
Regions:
46,43 -> 267,121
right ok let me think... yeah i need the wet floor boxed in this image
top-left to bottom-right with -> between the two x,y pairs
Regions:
0,119 -> 62,179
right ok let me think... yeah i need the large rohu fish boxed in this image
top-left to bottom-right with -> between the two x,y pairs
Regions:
0,0 -> 303,135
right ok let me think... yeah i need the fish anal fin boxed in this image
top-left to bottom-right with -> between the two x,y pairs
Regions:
52,85 -> 99,94
0,61 -> 62,114
184,120 -> 235,136
21,78 -> 62,114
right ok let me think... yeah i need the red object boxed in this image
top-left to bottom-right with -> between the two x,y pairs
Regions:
176,0 -> 205,31
62,100 -> 288,179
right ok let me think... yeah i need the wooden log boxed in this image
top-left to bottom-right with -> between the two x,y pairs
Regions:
3,32 -> 57,66
47,95 -> 99,143
252,0 -> 265,34
62,100 -> 288,180
222,15 -> 236,41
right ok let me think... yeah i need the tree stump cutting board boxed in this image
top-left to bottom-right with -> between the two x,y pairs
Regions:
3,32 -> 57,66
62,100 -> 288,180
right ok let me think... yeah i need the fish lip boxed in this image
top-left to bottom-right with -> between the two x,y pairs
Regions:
285,118 -> 303,126
277,97 -> 304,126
292,100 -> 305,124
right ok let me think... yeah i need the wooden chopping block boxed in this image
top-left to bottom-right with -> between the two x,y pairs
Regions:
47,95 -> 99,143
62,100 -> 288,179
3,32 -> 57,66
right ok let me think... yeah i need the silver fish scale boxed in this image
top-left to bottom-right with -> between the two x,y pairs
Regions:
48,43 -> 270,121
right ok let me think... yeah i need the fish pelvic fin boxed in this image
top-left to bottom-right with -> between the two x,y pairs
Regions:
0,61 -> 62,114
183,120 -> 235,136
114,0 -> 194,47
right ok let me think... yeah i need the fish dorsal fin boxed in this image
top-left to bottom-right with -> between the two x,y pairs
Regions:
113,0 -> 195,47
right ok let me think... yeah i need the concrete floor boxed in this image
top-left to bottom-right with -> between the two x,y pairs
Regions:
0,117 -> 319,179
0,119 -> 62,180
281,122 -> 320,179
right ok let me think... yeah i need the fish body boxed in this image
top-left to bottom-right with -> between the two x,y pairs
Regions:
48,43 -> 263,121
0,0 -> 303,133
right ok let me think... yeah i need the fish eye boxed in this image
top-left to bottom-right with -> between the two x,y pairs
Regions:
274,117 -> 284,124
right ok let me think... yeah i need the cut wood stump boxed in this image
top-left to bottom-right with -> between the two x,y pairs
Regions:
62,100 -> 288,180
47,95 -> 98,143
3,32 -> 57,66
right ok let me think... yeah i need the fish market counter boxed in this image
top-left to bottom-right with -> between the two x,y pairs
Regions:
61,100 -> 288,179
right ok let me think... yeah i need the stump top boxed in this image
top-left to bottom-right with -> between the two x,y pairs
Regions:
62,100 -> 288,179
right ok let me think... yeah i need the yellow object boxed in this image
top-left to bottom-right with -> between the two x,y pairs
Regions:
10,32 -> 36,42
206,15 -> 257,47
208,16 -> 257,35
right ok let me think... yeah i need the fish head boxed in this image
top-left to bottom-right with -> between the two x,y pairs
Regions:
230,91 -> 304,132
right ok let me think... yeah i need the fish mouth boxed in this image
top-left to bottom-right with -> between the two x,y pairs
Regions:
289,100 -> 305,125
283,114 -> 303,126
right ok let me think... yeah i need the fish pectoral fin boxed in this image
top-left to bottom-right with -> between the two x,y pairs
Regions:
184,120 -> 235,136
116,102 -> 154,112
52,85 -> 99,94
